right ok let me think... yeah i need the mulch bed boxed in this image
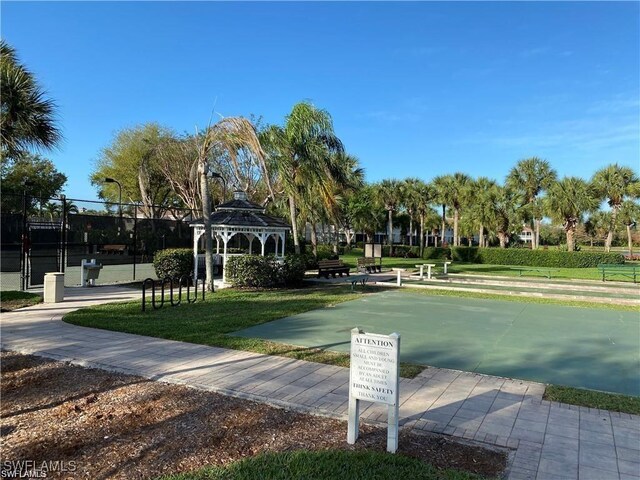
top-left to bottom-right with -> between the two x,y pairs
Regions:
1,351 -> 507,479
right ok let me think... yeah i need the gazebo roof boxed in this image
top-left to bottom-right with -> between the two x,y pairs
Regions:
191,191 -> 290,230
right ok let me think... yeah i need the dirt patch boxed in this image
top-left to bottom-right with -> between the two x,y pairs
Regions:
1,351 -> 507,479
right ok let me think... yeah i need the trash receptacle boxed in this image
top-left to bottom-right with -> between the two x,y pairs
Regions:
44,272 -> 65,303
81,259 -> 103,287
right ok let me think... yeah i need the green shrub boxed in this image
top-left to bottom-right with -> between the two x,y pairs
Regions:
279,254 -> 307,287
153,248 -> 193,279
226,255 -> 280,288
422,247 -> 451,260
476,248 -> 624,268
355,241 -> 365,249
226,254 -> 307,288
451,247 -> 479,262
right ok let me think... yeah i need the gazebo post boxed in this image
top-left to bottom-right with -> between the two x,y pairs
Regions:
281,232 -> 286,257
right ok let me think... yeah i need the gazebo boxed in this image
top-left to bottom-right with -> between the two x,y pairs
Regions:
190,191 -> 291,283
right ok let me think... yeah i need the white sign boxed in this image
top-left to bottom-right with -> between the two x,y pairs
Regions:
347,328 -> 401,453
350,332 -> 399,405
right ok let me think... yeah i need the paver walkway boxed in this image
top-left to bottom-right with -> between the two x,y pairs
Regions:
1,286 -> 638,480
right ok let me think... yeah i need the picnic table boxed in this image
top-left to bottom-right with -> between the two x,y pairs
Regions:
415,263 -> 436,280
509,266 -> 559,279
597,264 -> 638,283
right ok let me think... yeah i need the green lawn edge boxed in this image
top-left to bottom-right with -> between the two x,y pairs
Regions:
0,290 -> 43,312
156,449 -> 490,480
544,385 -> 640,415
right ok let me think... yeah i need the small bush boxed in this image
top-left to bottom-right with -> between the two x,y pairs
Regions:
153,248 -> 193,279
355,241 -> 365,249
226,254 -> 307,288
279,254 -> 307,287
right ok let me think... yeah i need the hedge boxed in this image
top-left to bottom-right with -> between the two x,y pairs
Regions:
153,248 -> 193,279
475,248 -> 624,268
226,254 -> 306,288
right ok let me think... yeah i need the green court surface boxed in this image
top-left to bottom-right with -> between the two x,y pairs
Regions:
233,290 -> 640,396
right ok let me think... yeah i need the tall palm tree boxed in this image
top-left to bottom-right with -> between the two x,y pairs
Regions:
488,185 -> 520,248
470,177 -> 498,248
591,164 -> 640,252
506,157 -> 557,249
261,102 -> 344,254
544,177 -> 598,252
619,200 -> 640,256
401,178 -> 423,247
414,181 -> 435,257
344,184 -> 385,243
1,41 -> 61,159
433,173 -> 471,246
195,117 -> 267,290
374,179 -> 403,255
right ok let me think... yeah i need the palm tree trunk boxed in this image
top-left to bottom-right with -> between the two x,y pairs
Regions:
419,214 -> 425,258
566,227 -> 576,252
605,206 -> 620,253
531,219 -> 538,250
627,224 -> 633,256
409,216 -> 413,247
387,209 -> 393,256
332,224 -> 339,254
310,221 -> 318,257
440,204 -> 446,245
453,208 -> 460,246
498,232 -> 508,248
288,194 -> 300,254
479,225 -> 484,248
198,166 -> 214,291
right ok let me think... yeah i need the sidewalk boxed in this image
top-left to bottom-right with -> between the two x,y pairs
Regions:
1,286 -> 638,480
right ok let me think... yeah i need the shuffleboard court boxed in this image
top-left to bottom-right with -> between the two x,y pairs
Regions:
233,290 -> 640,396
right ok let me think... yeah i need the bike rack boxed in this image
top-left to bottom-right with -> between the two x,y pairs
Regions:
142,276 -> 206,312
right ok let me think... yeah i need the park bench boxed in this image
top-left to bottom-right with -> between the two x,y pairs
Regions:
357,257 -> 381,273
598,264 -> 638,283
100,244 -> 127,255
344,273 -> 369,291
509,266 -> 559,279
317,259 -> 350,278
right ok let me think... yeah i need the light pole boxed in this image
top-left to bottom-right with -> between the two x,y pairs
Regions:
104,177 -> 122,235
209,172 -> 227,204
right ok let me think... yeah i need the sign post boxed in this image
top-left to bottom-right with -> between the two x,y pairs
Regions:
347,328 -> 401,453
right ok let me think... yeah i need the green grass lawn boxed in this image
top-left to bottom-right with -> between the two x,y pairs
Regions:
544,385 -> 640,415
0,291 -> 42,311
340,250 -> 630,282
157,450 -> 488,480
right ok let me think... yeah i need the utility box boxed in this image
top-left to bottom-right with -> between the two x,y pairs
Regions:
44,272 -> 65,303
81,259 -> 103,287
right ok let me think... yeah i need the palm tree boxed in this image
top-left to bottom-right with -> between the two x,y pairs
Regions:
195,117 -> 267,290
411,180 -> 435,257
591,164 -> 640,252
506,157 -> 557,249
261,102 -> 344,254
545,177 -> 598,251
488,185 -> 520,248
375,179 -> 403,255
344,184 -> 385,243
433,173 -> 471,246
584,211 -> 611,247
1,41 -> 61,159
470,177 -> 497,248
401,178 -> 422,247
619,200 -> 640,255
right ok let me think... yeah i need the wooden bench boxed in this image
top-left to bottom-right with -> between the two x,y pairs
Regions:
318,259 -> 350,278
344,273 -> 369,291
598,264 -> 638,283
100,244 -> 127,255
509,266 -> 558,279
357,257 -> 381,273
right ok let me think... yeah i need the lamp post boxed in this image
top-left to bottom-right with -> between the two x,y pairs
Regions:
209,172 -> 227,204
104,177 -> 122,235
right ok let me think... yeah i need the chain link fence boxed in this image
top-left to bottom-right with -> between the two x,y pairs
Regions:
0,192 -> 195,291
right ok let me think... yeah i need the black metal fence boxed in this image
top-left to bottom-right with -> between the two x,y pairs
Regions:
0,192 -> 195,291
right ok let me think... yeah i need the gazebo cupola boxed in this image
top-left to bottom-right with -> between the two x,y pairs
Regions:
191,191 -> 291,283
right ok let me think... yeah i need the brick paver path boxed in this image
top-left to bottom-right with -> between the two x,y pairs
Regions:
1,286 -> 638,480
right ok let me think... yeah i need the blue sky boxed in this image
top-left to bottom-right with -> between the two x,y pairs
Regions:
3,1 -> 639,201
